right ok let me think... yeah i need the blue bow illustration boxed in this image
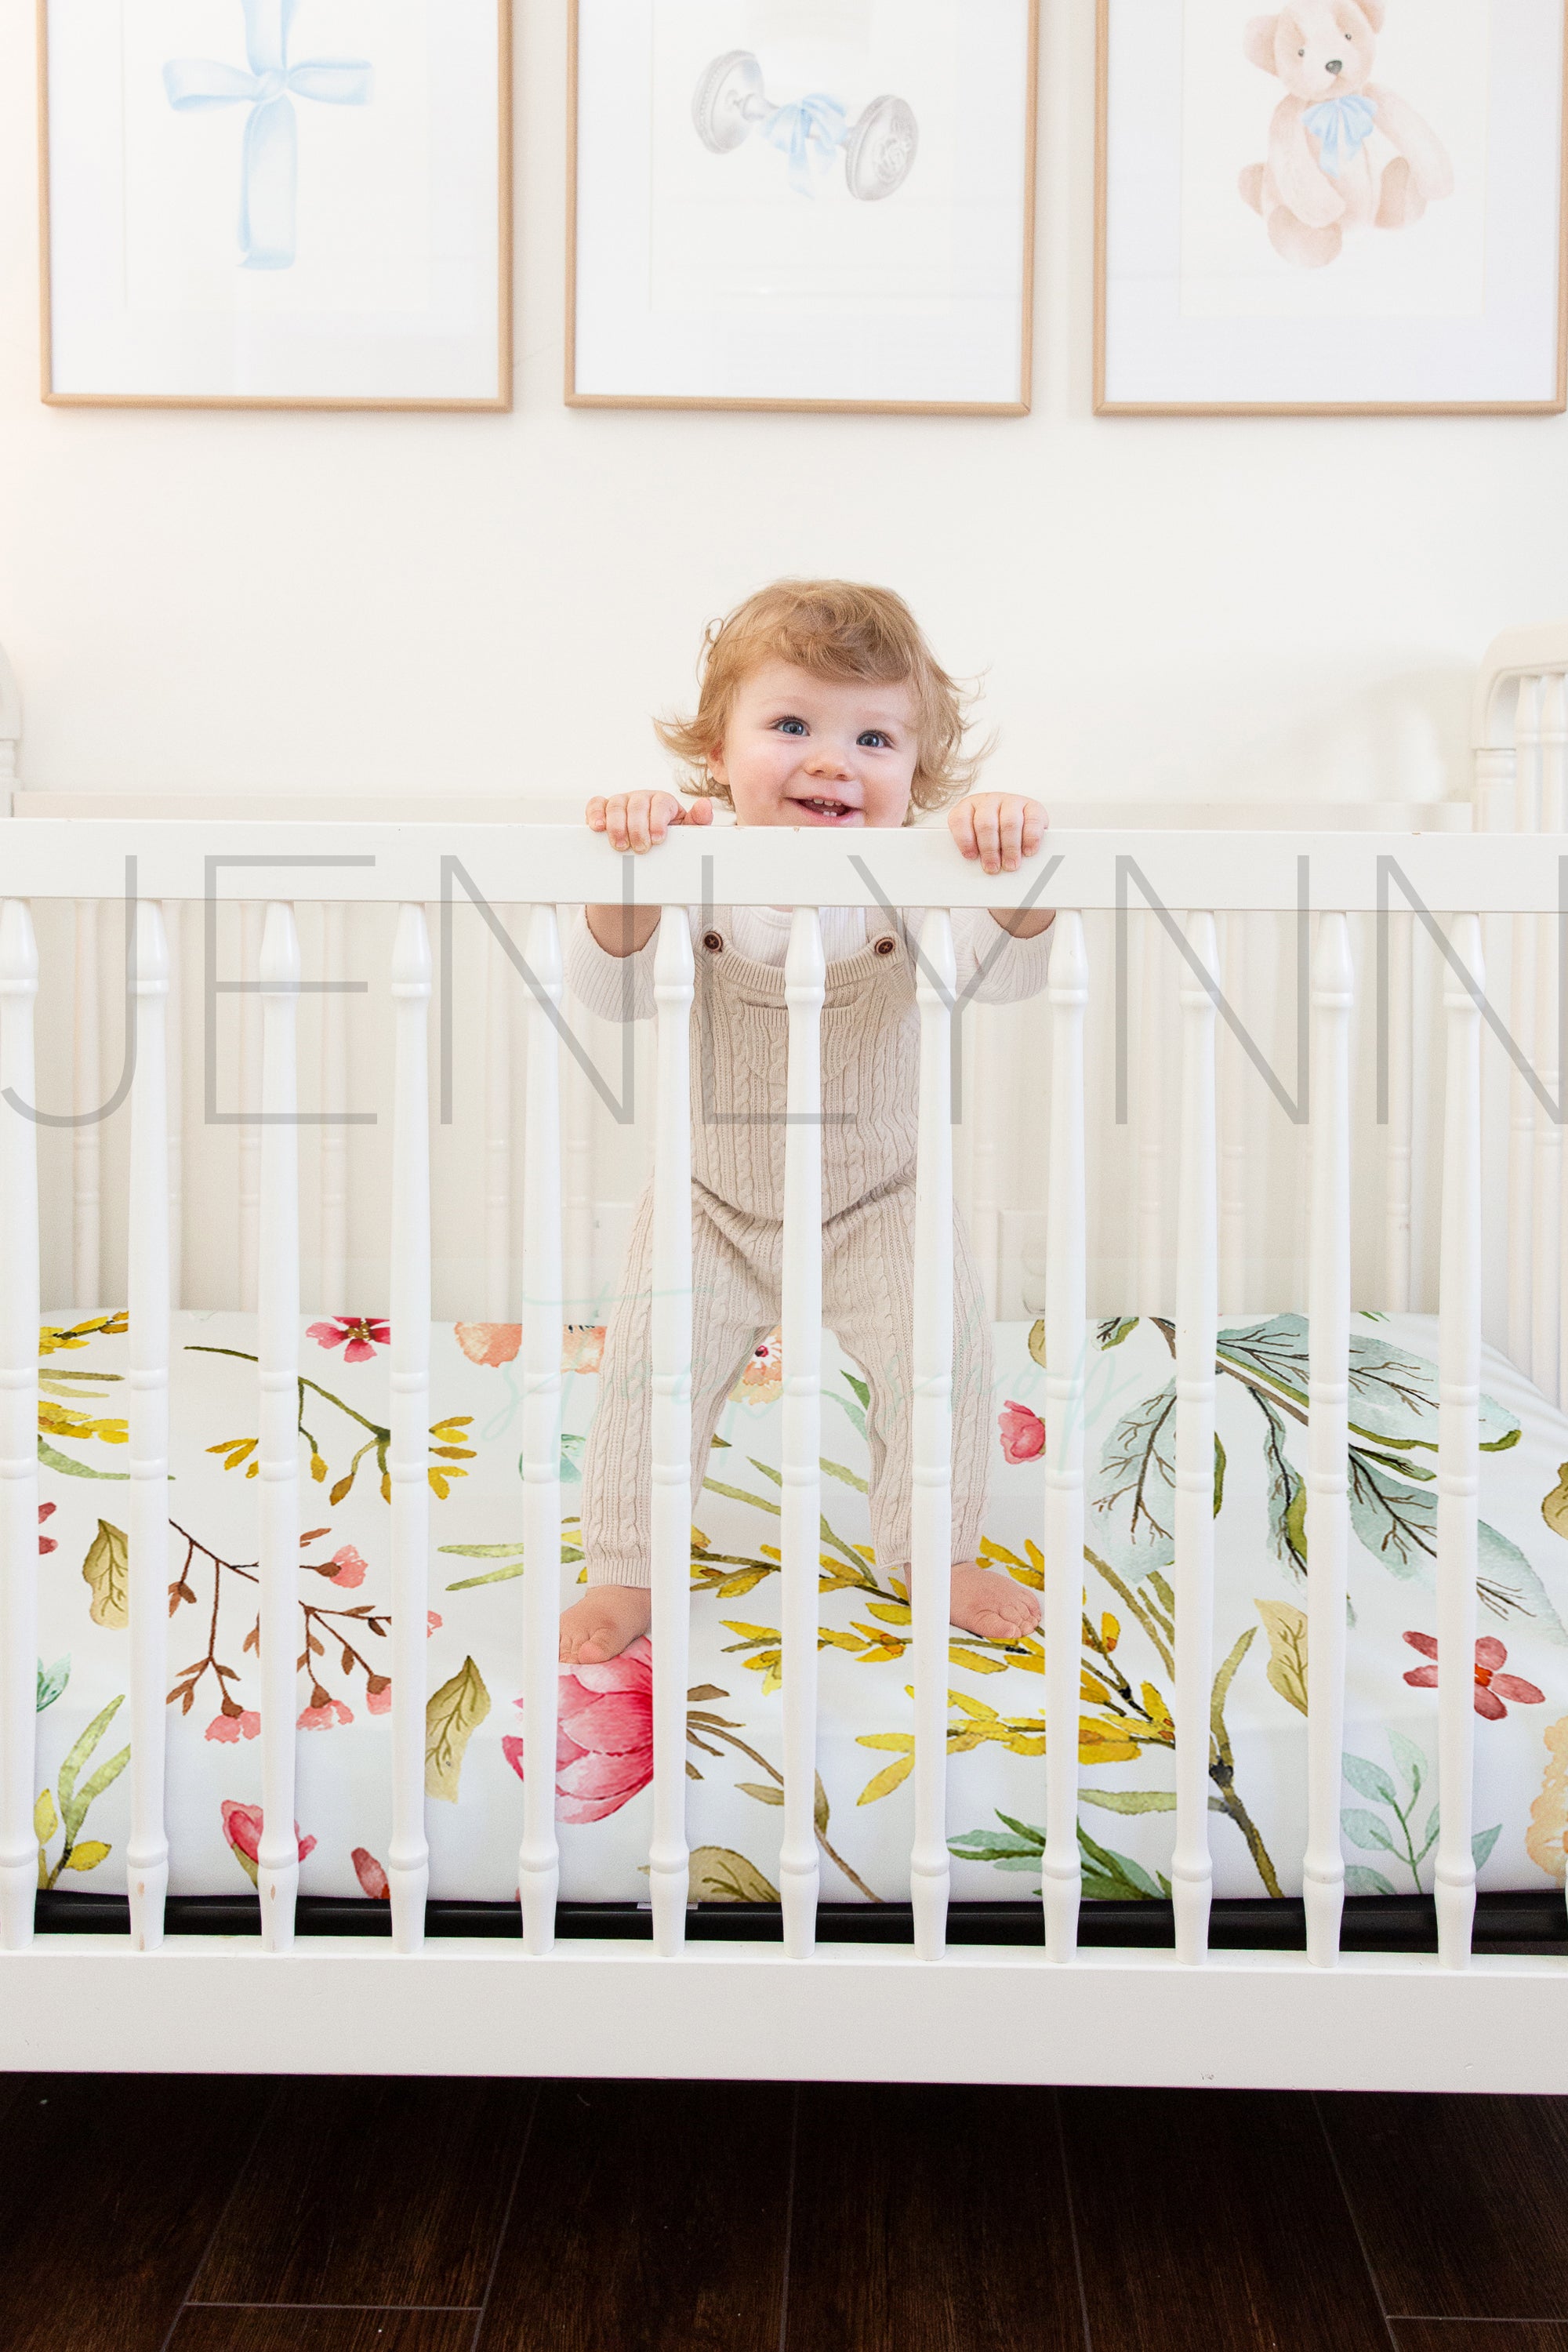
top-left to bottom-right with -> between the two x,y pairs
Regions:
762,93 -> 849,196
164,0 -> 372,270
1302,91 -> 1378,180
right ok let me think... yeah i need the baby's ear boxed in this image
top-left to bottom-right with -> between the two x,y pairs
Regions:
1243,13 -> 1282,70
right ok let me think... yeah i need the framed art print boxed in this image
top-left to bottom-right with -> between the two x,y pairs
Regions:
567,0 -> 1039,413
1095,0 -> 1568,415
39,0 -> 512,409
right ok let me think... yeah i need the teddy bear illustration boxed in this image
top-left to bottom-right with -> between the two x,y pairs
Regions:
1240,0 -> 1453,269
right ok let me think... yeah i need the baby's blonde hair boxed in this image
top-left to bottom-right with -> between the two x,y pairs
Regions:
655,579 -> 985,820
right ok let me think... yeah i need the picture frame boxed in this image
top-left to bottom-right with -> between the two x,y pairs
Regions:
1094,0 -> 1568,417
566,0 -> 1039,416
38,0 -> 513,412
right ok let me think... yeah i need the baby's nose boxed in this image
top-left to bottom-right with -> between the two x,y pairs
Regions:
1325,56 -> 1343,73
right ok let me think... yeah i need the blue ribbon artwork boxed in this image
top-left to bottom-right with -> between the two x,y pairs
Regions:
163,0 -> 372,270
762,93 -> 849,195
1302,91 -> 1377,180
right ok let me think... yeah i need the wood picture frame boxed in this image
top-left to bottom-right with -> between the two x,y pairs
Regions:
38,0 -> 514,412
1094,0 -> 1568,417
566,0 -> 1039,416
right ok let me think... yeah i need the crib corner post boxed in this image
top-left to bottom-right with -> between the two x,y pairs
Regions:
389,904 -> 434,1958
911,908 -> 956,1964
518,902 -> 563,1958
0,898 -> 39,1954
127,898 -> 172,1952
780,906 -> 826,1961
648,906 -> 695,1956
1436,911 -> 1484,1972
1042,909 -> 1087,1964
1172,909 -> 1218,1967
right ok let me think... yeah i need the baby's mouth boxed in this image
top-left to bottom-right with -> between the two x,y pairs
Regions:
793,796 -> 860,822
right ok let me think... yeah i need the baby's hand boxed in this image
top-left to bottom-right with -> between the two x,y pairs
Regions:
586,791 -> 714,855
948,793 -> 1048,877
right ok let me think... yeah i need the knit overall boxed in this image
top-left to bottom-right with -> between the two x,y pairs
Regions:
581,909 -> 994,1586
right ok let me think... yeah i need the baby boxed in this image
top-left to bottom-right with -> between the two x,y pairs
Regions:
558,579 -> 1054,1668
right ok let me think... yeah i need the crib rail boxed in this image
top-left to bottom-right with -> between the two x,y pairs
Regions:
0,816 -> 1565,2090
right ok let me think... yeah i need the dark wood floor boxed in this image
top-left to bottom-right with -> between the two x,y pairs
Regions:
1,2071 -> 1565,2350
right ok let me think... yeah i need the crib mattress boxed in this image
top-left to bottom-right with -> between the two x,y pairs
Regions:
28,1307 -> 1568,1914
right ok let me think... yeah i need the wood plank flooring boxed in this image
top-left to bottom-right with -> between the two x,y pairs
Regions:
0,2077 -> 1565,2350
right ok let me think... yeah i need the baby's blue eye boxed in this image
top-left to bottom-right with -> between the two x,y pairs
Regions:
775,717 -> 807,735
858,730 -> 891,748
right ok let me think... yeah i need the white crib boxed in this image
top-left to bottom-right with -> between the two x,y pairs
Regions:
0,625 -> 1565,2092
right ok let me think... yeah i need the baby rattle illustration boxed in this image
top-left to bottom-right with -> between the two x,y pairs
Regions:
692,49 -> 918,200
1240,0 -> 1453,269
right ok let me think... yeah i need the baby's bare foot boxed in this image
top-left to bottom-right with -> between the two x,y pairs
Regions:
949,1562 -> 1040,1644
559,1584 -> 652,1666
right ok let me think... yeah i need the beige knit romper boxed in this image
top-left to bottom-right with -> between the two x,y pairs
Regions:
581,909 -> 993,1586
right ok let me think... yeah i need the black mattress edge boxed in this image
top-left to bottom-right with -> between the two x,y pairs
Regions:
31,1887 -> 1568,1954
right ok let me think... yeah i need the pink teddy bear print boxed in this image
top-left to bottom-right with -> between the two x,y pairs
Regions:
1240,0 -> 1453,270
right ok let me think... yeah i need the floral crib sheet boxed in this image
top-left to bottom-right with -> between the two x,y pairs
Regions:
28,1306 -> 1568,1913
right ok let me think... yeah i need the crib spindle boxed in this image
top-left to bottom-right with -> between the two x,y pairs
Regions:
72,898 -> 101,1309
1436,913 -> 1484,1969
388,906 -> 433,1955
1383,909 -> 1414,1314
780,907 -> 826,1958
1537,673 -> 1566,1406
0,900 -> 39,1953
1305,913 -> 1353,1968
485,913 -> 513,1320
519,904 -> 564,1957
126,902 -> 171,1951
256,902 -> 302,1952
1173,911 -> 1218,1965
561,959 -> 595,1316
1137,914 -> 1165,1319
911,908 -> 956,1963
163,903 -> 183,1310
648,906 -> 695,1956
1218,912 -> 1247,1316
1043,911 -> 1088,1962
239,901 -> 264,1311
319,904 -> 349,1312
1507,679 -> 1541,1374
969,1004 -> 1001,1318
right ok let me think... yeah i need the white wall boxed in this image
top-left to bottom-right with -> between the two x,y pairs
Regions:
2,2 -> 1566,810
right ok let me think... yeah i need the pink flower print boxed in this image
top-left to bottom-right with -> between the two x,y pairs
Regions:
561,1324 -> 605,1376
220,1799 -> 316,1887
503,1636 -> 655,1825
327,1544 -> 366,1589
296,1689 -> 354,1730
731,1327 -> 782,1406
427,1612 -> 443,1637
205,1706 -> 261,1744
307,1316 -> 390,1365
998,1400 -> 1046,1465
351,1847 -> 390,1900
454,1321 -> 521,1369
37,1501 -> 56,1556
1402,1630 -> 1547,1721
365,1675 -> 391,1715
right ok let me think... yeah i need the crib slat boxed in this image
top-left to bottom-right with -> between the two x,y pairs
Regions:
0,901 -> 39,1953
519,904 -> 564,1957
1383,909 -> 1414,1313
239,902 -> 264,1311
485,912 -> 513,1319
1537,674 -> 1566,1406
780,906 -> 826,1958
319,904 -> 349,1311
1507,678 -> 1541,1372
1137,913 -> 1165,1318
163,902 -> 183,1311
72,898 -> 101,1308
1173,910 -> 1218,1965
1436,913 -> 1484,1970
1218,913 -> 1247,1316
1043,911 -> 1088,1962
1305,913 -> 1353,1968
562,951 -> 595,1316
911,908 -> 956,1963
648,906 -> 695,1957
969,1004 -> 1001,1318
256,902 -> 301,1953
389,906 -> 433,1956
127,901 -> 171,1951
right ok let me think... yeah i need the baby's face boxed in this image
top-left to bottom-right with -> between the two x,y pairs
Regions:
707,660 -> 919,829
